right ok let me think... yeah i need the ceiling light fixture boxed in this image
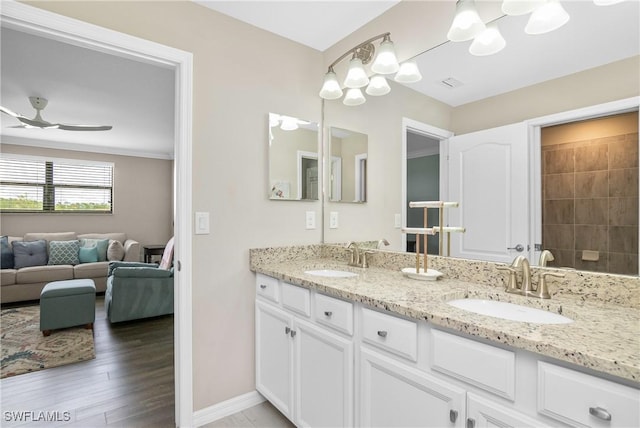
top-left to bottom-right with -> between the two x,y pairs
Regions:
469,22 -> 506,56
319,32 -> 422,106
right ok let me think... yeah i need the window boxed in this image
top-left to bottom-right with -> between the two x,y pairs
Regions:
0,155 -> 113,213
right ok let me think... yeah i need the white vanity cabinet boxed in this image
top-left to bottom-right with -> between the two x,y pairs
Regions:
255,275 -> 354,427
467,393 -> 551,428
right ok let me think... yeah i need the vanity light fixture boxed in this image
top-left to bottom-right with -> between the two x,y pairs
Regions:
524,0 -> 570,35
447,0 -> 486,42
319,32 -> 422,106
469,22 -> 507,56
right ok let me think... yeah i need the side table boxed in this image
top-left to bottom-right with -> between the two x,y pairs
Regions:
143,244 -> 166,263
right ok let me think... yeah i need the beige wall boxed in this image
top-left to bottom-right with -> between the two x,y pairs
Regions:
270,127 -> 318,199
0,144 -> 173,254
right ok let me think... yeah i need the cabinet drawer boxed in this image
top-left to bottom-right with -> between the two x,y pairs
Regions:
362,308 -> 417,361
281,282 -> 310,317
314,293 -> 353,336
537,362 -> 640,427
256,274 -> 279,303
430,329 -> 515,400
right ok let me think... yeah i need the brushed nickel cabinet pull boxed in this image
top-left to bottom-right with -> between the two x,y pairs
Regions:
285,326 -> 291,335
449,409 -> 458,423
290,330 -> 297,338
260,284 -> 267,289
377,330 -> 388,338
466,418 -> 475,428
324,311 -> 333,317
589,407 -> 612,421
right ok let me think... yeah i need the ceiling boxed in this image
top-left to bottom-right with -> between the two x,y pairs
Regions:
1,1 -> 638,158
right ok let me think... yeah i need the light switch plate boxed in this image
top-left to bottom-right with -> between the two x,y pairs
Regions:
195,212 -> 210,234
305,211 -> 316,229
394,213 -> 402,228
329,211 -> 339,229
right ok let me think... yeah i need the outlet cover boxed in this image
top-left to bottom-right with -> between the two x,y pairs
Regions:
329,211 -> 339,229
305,211 -> 316,229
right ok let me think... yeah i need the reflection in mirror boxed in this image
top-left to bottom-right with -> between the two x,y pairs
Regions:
269,113 -> 319,200
329,127 -> 368,203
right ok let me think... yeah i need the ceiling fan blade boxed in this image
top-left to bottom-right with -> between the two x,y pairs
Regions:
17,116 -> 57,129
57,123 -> 112,131
0,105 -> 23,118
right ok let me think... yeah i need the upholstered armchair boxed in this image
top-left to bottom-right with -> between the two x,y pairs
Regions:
105,238 -> 174,323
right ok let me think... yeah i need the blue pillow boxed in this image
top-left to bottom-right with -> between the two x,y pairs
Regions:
79,246 -> 99,263
79,238 -> 109,262
12,240 -> 47,269
1,236 -> 14,269
48,240 -> 80,265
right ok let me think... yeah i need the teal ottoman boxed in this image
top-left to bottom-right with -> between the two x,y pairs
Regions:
40,279 -> 96,336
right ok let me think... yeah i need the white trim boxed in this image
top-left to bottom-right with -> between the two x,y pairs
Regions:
192,391 -> 266,428
329,156 -> 342,201
407,146 -> 440,159
354,153 -> 367,202
1,2 -> 194,426
2,136 -> 174,160
0,152 -> 114,167
401,118 -> 454,252
526,96 -> 639,268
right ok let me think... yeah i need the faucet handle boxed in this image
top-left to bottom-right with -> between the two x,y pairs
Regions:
535,271 -> 565,299
361,250 -> 375,268
496,265 -> 519,292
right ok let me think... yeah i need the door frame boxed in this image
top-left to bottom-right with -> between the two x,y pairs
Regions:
297,150 -> 318,200
1,2 -> 194,426
526,96 -> 639,267
401,118 -> 453,252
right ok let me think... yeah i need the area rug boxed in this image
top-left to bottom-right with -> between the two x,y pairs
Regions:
1,305 -> 95,379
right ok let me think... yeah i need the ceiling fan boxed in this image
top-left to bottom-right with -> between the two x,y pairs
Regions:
0,96 -> 112,131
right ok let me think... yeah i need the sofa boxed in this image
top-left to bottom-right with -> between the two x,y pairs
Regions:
1,232 -> 140,304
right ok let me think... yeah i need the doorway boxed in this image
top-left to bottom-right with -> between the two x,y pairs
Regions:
1,3 -> 194,426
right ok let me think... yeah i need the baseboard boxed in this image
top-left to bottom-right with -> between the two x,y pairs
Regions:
192,390 -> 265,427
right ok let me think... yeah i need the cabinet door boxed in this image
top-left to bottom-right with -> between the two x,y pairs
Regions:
360,347 -> 465,428
256,300 -> 294,418
467,393 -> 550,428
294,318 -> 354,428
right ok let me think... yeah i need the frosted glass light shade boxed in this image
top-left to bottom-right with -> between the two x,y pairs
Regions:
344,57 -> 369,88
366,75 -> 391,96
394,60 -> 422,83
469,23 -> 506,56
371,39 -> 399,74
343,88 -> 366,106
525,0 -> 570,35
502,0 -> 544,15
447,0 -> 486,42
593,0 -> 624,4
319,70 -> 343,100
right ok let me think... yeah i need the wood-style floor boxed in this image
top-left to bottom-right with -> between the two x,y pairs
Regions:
1,297 -> 293,428
1,296 -> 175,427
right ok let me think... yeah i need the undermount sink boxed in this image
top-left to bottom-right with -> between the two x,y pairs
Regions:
447,298 -> 573,324
304,269 -> 358,278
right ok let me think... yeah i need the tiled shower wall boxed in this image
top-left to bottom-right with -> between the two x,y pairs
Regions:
542,112 -> 639,275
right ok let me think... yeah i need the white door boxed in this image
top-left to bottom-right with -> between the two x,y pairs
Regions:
359,347 -> 466,427
447,123 -> 530,263
294,319 -> 354,427
255,301 -> 294,419
467,393 -> 551,428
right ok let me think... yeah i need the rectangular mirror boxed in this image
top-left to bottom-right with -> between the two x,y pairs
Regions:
329,127 -> 368,203
269,113 -> 319,200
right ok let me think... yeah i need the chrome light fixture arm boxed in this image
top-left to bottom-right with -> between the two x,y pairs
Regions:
325,32 -> 391,72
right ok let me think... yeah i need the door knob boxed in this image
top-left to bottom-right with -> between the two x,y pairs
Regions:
507,244 -> 524,252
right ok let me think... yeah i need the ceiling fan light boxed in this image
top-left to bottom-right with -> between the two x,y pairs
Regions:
343,88 -> 366,106
371,37 -> 400,74
469,22 -> 506,56
366,75 -> 391,96
525,0 -> 570,35
447,0 -> 486,42
319,69 -> 343,100
394,60 -> 422,83
501,0 -> 544,15
344,57 -> 369,88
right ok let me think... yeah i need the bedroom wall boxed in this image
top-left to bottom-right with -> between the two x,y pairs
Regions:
0,143 -> 173,254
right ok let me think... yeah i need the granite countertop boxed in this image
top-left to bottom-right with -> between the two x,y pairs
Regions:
252,257 -> 640,384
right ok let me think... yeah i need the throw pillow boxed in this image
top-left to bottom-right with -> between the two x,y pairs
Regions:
79,238 -> 109,262
107,240 -> 125,261
48,240 -> 80,265
12,240 -> 47,269
1,236 -> 14,269
79,246 -> 99,263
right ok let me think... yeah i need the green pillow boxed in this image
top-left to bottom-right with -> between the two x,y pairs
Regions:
79,246 -> 99,263
79,238 -> 109,261
48,240 -> 80,265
